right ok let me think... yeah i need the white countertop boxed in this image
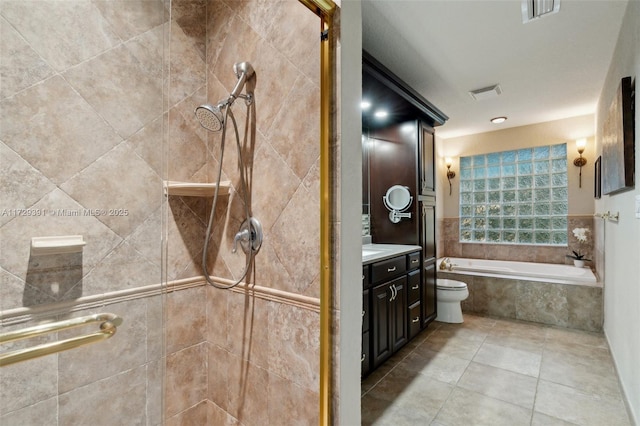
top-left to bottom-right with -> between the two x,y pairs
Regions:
362,243 -> 422,264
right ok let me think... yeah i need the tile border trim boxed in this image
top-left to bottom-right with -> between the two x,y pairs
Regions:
1,277 -> 320,326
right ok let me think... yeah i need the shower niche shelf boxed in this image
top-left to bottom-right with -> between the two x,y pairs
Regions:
163,181 -> 231,197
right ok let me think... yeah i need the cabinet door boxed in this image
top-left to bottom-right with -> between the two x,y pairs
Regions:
372,282 -> 392,367
422,261 -> 437,326
421,202 -> 436,263
391,276 -> 408,353
362,289 -> 370,333
419,124 -> 435,196
361,331 -> 370,377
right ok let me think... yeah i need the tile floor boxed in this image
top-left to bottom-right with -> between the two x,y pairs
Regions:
361,314 -> 632,426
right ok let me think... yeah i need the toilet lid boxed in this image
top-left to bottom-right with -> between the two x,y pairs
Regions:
437,280 -> 467,290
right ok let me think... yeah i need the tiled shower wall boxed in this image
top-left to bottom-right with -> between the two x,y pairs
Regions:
162,0 -> 324,424
0,0 -> 169,423
3,0 -> 324,424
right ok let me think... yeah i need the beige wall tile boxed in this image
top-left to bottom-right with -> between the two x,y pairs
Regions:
59,366 -> 147,426
0,17 -> 54,99
0,396 -> 57,426
63,36 -> 163,139
166,400 -> 208,426
165,343 -> 207,418
57,299 -> 148,393
0,143 -> 55,228
267,303 -> 320,391
1,1 -> 120,72
92,0 -> 167,43
0,76 -> 122,184
0,189 -> 122,302
60,142 -> 162,238
226,352 -> 268,426
166,286 -> 207,354
267,371 -> 319,425
0,329 -> 58,413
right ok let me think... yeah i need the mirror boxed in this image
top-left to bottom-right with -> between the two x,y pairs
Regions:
383,185 -> 413,223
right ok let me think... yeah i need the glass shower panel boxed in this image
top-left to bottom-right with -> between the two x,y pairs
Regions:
0,0 -> 166,424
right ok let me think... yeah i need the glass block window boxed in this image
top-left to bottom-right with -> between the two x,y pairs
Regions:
459,143 -> 568,245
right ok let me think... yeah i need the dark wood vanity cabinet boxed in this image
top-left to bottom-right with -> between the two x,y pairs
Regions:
362,266 -> 371,377
363,250 -> 422,373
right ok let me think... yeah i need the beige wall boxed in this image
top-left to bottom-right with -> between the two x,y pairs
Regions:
595,0 -> 640,423
436,114 -> 596,218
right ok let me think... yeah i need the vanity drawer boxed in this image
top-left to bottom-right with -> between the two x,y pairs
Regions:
371,256 -> 406,284
407,252 -> 421,271
408,302 -> 421,339
407,269 -> 421,305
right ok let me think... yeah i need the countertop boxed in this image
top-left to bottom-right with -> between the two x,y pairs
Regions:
362,243 -> 422,264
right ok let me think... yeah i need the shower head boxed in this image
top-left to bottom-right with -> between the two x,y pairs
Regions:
195,103 -> 226,132
195,62 -> 255,132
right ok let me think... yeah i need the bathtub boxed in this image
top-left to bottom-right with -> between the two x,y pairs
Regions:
438,257 -> 598,285
436,257 -> 602,332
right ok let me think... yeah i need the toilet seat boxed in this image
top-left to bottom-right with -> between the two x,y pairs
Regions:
437,280 -> 467,291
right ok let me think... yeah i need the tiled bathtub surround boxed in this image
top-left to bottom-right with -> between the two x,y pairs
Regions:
438,216 -> 595,266
438,271 -> 603,332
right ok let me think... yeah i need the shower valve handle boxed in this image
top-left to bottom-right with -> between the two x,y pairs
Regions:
232,229 -> 251,254
231,217 -> 263,254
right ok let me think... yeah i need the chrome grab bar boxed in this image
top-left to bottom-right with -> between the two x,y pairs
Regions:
0,313 -> 122,367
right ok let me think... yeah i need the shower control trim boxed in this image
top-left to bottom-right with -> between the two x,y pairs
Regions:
233,217 -> 263,254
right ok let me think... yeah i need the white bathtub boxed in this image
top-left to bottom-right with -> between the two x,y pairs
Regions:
437,257 -> 599,286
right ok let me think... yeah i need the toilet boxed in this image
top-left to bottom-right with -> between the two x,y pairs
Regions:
436,279 -> 469,323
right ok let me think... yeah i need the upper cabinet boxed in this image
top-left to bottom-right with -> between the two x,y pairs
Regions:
362,51 -> 448,130
419,123 -> 436,196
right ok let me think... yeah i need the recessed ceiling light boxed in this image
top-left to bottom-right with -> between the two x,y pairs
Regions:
491,116 -> 507,124
374,109 -> 388,119
361,100 -> 372,110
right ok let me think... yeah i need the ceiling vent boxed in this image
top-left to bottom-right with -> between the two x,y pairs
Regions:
522,0 -> 560,23
469,84 -> 502,101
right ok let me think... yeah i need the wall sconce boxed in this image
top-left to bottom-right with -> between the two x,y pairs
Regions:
445,157 -> 456,196
573,138 -> 587,188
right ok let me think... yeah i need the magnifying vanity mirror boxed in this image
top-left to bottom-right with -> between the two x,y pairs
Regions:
383,185 -> 413,223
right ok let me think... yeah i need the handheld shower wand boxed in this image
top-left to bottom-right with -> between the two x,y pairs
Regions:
192,61 -> 260,290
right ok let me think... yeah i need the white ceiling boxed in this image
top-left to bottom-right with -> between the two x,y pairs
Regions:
362,0 -> 629,139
